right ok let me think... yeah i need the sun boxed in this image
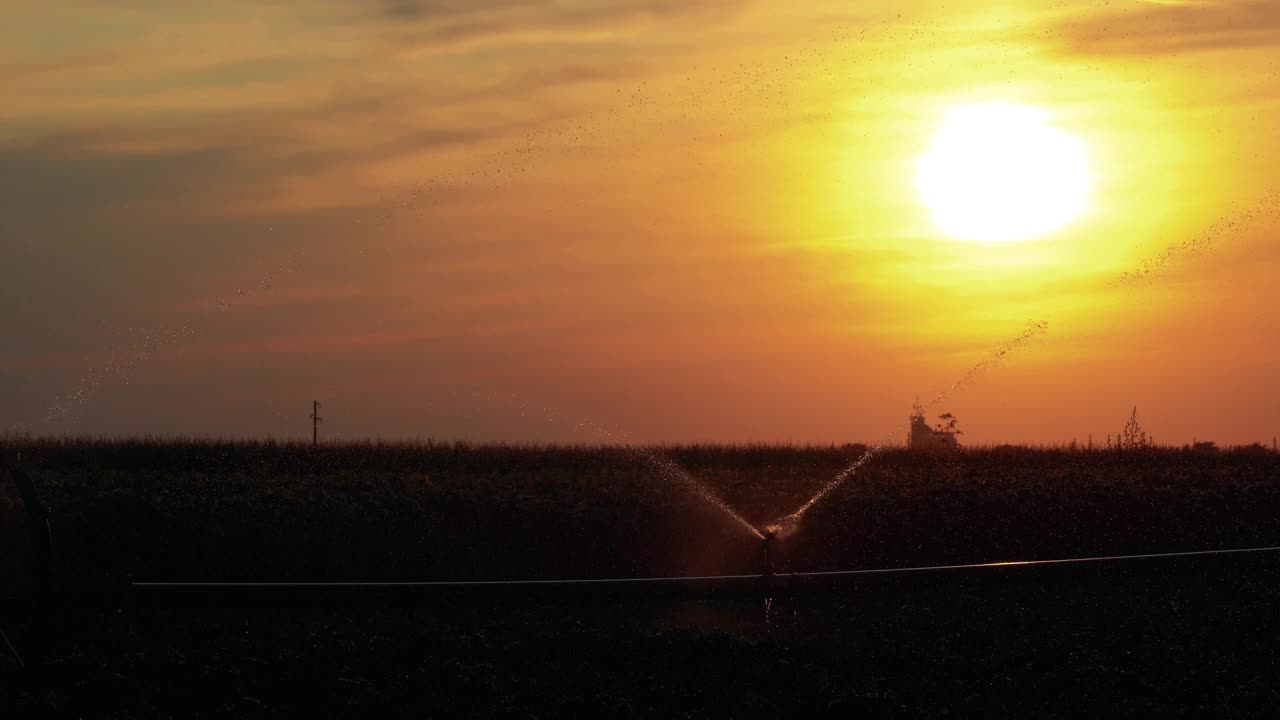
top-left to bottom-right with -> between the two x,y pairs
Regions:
915,102 -> 1091,243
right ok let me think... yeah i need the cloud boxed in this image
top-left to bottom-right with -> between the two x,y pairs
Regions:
374,0 -> 752,52
374,0 -> 537,22
0,123 -> 430,358
380,0 -> 432,19
1052,0 -> 1280,56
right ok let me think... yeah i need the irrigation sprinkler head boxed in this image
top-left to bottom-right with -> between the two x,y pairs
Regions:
766,517 -> 799,540
762,529 -> 777,577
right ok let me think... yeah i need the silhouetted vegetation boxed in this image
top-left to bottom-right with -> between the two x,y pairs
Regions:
5,438 -> 1280,717
1118,406 -> 1150,449
3,437 -> 1279,588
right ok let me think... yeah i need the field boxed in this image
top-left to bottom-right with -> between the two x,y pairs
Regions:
3,440 -> 1280,716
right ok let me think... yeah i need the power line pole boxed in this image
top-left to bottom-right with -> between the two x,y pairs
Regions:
310,401 -> 323,446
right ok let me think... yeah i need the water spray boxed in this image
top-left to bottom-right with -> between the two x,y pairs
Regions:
764,318 -> 1050,535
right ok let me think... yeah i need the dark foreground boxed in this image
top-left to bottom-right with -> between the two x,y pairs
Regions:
3,440 -> 1280,716
5,560 -> 1280,718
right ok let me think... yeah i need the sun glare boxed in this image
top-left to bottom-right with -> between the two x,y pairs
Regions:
915,102 -> 1091,243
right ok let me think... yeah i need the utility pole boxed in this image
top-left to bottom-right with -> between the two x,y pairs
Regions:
310,401 -> 323,446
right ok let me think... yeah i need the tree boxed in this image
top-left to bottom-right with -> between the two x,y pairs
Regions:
935,412 -> 962,435
1118,406 -> 1149,450
1192,440 -> 1219,455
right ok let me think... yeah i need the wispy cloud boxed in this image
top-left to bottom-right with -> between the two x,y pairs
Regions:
1052,0 -> 1280,56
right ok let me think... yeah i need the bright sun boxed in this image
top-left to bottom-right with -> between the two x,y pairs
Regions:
915,102 -> 1091,242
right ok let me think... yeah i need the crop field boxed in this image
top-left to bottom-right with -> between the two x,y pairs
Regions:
3,440 -> 1280,716
4,439 -> 1280,584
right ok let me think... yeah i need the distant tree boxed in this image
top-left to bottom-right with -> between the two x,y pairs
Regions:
1192,440 -> 1219,455
1235,442 -> 1270,457
1118,407 -> 1150,450
935,412 -> 962,435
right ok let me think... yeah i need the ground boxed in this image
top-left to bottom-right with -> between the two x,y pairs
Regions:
2,441 -> 1279,716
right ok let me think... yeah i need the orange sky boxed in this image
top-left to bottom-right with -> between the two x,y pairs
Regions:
2,1 -> 1279,445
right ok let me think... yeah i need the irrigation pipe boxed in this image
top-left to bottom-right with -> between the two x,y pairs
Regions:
127,544 -> 1280,598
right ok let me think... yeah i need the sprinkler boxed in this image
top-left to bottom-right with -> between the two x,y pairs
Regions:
762,528 -> 777,578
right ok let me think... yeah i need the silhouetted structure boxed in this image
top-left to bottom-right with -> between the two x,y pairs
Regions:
762,529 -> 776,577
310,401 -> 323,446
909,403 -> 959,450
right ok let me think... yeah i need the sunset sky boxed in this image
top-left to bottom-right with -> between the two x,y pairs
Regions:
3,0 -> 1279,445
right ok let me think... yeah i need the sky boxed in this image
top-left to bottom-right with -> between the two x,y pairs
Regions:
2,0 -> 1279,445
